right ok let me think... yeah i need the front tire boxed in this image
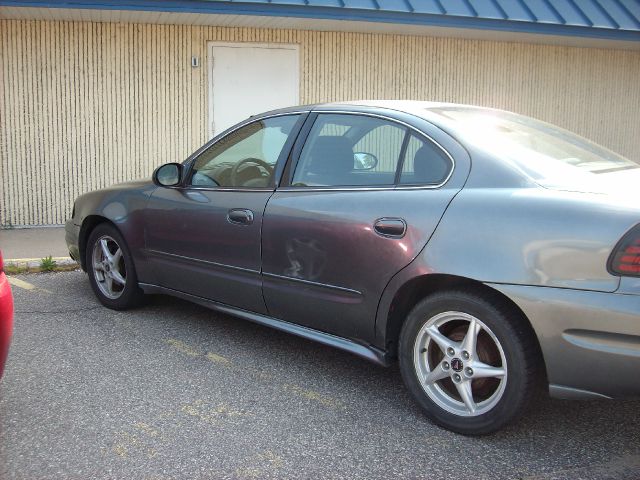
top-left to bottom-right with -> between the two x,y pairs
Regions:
399,289 -> 542,435
86,223 -> 143,310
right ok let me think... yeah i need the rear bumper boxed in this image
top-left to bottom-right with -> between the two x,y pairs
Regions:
491,283 -> 640,399
65,219 -> 81,264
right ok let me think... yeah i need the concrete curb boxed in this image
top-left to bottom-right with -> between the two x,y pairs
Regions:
4,256 -> 79,274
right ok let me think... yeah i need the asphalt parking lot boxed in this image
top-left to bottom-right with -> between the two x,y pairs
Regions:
1,271 -> 639,480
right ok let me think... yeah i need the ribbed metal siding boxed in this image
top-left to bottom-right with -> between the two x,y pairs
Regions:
1,20 -> 639,226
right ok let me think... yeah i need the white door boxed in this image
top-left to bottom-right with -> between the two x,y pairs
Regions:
208,42 -> 300,137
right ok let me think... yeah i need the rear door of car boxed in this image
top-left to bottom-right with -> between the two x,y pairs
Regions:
261,108 -> 470,343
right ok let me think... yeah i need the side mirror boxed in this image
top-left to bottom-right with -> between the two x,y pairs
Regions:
153,163 -> 182,187
353,152 -> 378,170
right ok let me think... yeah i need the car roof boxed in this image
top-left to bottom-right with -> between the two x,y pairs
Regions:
270,100 -> 498,113
265,100 -> 508,130
318,100 -> 460,111
321,100 -> 509,122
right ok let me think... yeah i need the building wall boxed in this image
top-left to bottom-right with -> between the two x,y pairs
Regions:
1,19 -> 639,226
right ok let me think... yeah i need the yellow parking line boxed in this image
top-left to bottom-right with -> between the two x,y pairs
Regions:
7,276 -> 36,291
165,338 -> 345,410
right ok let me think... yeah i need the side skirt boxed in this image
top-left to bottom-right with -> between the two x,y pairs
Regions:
139,282 -> 391,367
549,384 -> 612,400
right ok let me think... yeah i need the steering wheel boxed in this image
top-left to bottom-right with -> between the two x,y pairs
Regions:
230,157 -> 274,186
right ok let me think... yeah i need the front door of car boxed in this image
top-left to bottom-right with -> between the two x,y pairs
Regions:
144,114 -> 304,314
261,112 -> 470,342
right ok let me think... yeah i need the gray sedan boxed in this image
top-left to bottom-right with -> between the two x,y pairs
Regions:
66,101 -> 640,435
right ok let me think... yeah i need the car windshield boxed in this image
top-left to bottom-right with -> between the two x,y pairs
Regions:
429,107 -> 639,185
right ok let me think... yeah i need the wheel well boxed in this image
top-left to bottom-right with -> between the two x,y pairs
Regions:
78,215 -> 115,271
384,274 -> 546,373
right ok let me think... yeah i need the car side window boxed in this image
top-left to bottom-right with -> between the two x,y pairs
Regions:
354,124 -> 406,176
399,133 -> 452,185
291,114 -> 407,187
190,115 -> 300,188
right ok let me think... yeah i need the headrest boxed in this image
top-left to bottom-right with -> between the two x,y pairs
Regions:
307,136 -> 354,175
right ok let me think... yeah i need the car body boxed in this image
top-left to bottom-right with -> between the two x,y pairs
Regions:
0,250 -> 14,379
66,101 -> 640,434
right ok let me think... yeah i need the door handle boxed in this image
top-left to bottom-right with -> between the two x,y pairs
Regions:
373,218 -> 406,238
227,208 -> 254,225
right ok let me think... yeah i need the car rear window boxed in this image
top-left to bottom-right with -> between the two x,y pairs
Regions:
429,107 -> 638,184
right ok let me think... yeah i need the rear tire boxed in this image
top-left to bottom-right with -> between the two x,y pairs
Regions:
86,223 -> 144,310
399,289 -> 542,435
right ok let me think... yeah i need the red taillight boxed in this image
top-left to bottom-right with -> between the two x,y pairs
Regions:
609,225 -> 640,277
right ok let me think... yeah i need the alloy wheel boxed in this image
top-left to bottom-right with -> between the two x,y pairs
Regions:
91,235 -> 127,300
413,311 -> 508,417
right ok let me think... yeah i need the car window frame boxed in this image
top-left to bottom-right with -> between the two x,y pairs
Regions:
176,112 -> 309,192
279,110 -> 456,191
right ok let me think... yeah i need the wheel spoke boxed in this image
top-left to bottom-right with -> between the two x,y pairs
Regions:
422,365 -> 449,385
93,262 -> 104,272
103,274 -> 114,295
461,317 -> 481,358
426,325 -> 458,354
111,269 -> 126,286
100,239 -> 113,262
455,380 -> 476,414
112,248 -> 122,265
472,361 -> 506,379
